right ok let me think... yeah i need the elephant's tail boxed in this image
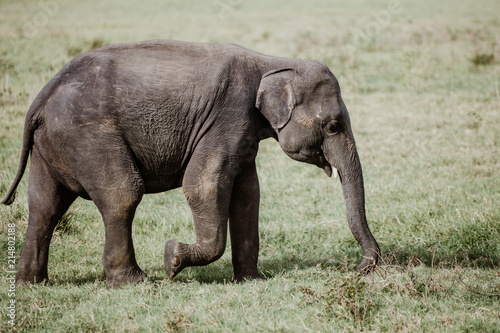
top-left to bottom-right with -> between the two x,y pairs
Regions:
1,106 -> 39,206
2,67 -> 64,206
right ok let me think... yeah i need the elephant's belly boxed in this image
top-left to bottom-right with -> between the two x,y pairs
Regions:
130,144 -> 188,194
142,170 -> 185,194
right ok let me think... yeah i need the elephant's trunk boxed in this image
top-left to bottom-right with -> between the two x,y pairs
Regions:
324,135 -> 380,272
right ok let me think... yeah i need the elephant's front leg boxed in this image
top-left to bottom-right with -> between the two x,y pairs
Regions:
229,162 -> 265,282
164,154 -> 233,279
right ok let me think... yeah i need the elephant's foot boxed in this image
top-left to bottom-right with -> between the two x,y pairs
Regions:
232,272 -> 266,283
164,240 -> 189,279
15,262 -> 50,286
16,272 -> 50,286
105,266 -> 148,288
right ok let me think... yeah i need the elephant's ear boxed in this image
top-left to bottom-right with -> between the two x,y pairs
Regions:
256,68 -> 298,130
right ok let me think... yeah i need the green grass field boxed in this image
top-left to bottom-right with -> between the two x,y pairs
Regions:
1,0 -> 499,331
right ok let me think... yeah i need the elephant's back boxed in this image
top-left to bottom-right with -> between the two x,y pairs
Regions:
30,40 -> 250,193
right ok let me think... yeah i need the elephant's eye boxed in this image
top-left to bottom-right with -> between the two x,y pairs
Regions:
323,121 -> 339,136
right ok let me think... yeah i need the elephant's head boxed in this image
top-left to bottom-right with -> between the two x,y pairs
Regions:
256,62 -> 380,271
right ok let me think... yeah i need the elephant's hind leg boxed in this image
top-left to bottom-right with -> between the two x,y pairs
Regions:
16,147 -> 77,285
96,190 -> 147,288
80,145 -> 147,287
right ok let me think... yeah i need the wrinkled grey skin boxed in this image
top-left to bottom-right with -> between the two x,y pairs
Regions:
2,40 -> 379,287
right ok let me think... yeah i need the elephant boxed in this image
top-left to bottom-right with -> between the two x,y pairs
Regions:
1,40 -> 379,287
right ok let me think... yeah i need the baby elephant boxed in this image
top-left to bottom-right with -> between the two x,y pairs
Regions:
2,40 -> 379,287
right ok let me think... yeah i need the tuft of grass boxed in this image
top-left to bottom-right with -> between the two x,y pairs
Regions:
164,311 -> 192,332
67,38 -> 108,58
470,52 -> 495,66
54,210 -> 79,235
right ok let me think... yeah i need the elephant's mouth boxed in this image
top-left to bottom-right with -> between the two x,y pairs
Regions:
285,149 -> 334,177
310,152 -> 336,178
319,158 -> 336,177
323,164 -> 333,177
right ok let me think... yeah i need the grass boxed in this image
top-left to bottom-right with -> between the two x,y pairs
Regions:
1,0 -> 499,331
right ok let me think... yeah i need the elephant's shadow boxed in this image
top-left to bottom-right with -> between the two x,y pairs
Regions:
146,255 -> 353,285
52,247 -> 500,286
